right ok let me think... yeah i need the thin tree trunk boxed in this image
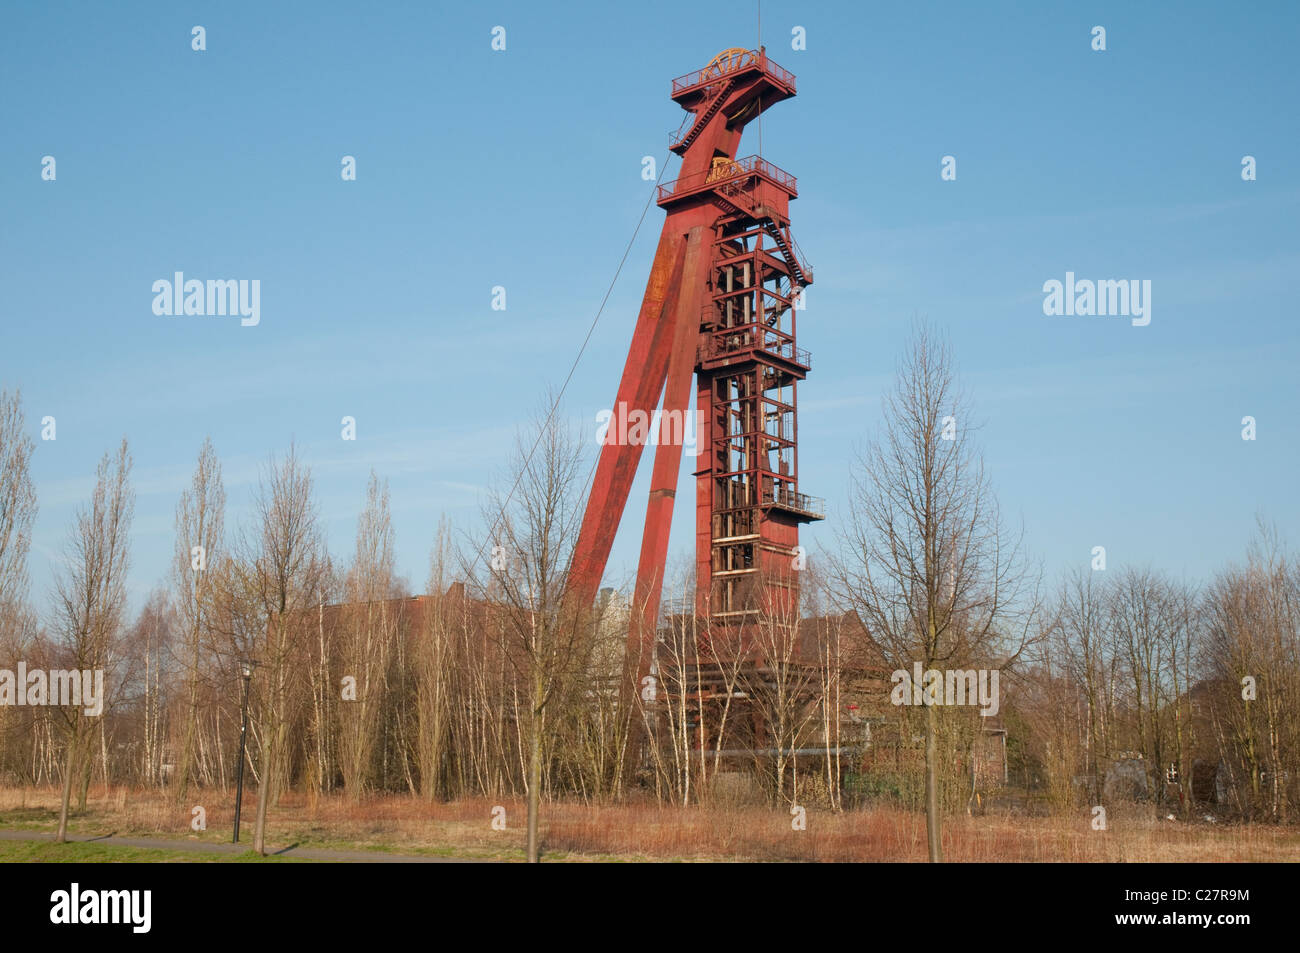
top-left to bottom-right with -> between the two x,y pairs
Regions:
56,729 -> 77,843
925,702 -> 942,862
253,729 -> 274,855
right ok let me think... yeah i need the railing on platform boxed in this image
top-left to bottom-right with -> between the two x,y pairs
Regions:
761,485 -> 825,520
762,336 -> 811,367
707,328 -> 811,369
671,48 -> 796,96
657,154 -> 798,204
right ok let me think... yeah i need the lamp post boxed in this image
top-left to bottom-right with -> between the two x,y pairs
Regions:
233,658 -> 257,843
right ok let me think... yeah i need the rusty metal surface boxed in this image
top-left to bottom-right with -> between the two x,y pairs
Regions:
567,49 -> 818,730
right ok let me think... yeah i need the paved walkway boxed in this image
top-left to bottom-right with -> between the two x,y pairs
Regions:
0,828 -> 479,862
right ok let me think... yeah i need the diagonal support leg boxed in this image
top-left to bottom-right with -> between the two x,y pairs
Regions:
629,226 -> 707,676
567,229 -> 688,608
625,225 -> 709,760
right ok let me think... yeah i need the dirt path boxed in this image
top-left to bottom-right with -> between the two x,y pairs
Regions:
0,828 -> 481,862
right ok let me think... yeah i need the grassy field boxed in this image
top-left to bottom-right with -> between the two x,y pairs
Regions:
0,785 -> 1294,862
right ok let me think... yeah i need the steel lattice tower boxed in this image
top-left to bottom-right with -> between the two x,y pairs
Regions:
568,47 -> 821,697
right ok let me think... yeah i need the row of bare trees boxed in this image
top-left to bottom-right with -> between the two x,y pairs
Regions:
2,318 -> 1298,864
1016,534 -> 1300,823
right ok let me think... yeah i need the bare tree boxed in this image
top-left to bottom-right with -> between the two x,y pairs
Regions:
0,388 -> 38,770
338,471 -> 398,798
171,437 -> 225,798
1166,578 -> 1198,818
413,517 -> 455,800
0,388 -> 37,612
239,444 -> 330,855
52,439 -> 134,842
475,399 -> 591,862
1205,560 -> 1265,816
1203,522 -> 1300,821
646,580 -> 699,806
831,324 -> 1037,862
1108,567 -> 1192,803
127,590 -> 178,786
1052,568 -> 1112,803
812,592 -> 848,813
741,573 -> 822,807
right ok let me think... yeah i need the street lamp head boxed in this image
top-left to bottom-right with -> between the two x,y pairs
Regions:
239,658 -> 259,679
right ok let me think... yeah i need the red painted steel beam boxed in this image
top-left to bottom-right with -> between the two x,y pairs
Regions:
627,225 -> 709,681
567,53 -> 814,754
567,63 -> 785,609
694,372 -> 714,618
566,234 -> 687,609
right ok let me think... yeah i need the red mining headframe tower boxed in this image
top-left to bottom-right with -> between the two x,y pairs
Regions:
568,47 -> 821,700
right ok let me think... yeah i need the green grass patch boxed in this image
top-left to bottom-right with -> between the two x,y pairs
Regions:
0,807 -> 65,831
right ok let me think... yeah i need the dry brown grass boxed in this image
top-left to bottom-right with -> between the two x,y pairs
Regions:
0,785 -> 1292,861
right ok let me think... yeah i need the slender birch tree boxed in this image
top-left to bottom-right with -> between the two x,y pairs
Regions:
172,437 -> 225,798
53,439 -> 134,842
338,471 -> 397,798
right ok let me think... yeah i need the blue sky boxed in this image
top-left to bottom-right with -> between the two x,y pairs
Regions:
2,0 -> 1297,616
